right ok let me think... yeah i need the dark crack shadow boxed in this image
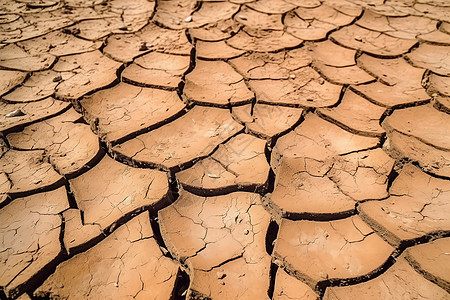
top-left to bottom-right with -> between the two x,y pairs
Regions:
171,269 -> 190,300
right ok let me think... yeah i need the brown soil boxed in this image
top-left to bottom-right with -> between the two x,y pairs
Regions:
1,0 -> 449,299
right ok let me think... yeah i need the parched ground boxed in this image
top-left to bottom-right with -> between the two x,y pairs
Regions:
0,0 -> 449,299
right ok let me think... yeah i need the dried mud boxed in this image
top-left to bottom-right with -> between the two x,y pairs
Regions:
0,0 -> 449,299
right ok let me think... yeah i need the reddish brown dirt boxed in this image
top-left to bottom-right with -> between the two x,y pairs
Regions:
0,0 -> 449,299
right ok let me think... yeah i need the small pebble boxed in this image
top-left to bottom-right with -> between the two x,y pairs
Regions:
185,16 -> 192,22
139,42 -> 148,51
5,109 -> 25,117
53,75 -> 62,82
217,271 -> 226,279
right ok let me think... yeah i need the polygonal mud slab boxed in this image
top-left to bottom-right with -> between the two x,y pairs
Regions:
232,103 -> 304,139
184,60 -> 253,106
81,82 -> 185,144
196,40 -> 246,60
357,54 -> 426,86
385,130 -> 450,178
34,212 -> 179,300
317,90 -> 386,137
189,256 -> 272,299
0,187 -> 69,298
247,0 -> 297,14
154,0 -> 238,30
294,3 -> 357,24
0,44 -> 55,71
323,257 -> 449,300
382,105 -> 450,176
405,237 -> 450,292
284,11 -> 336,41
234,6 -> 284,30
62,208 -> 103,255
309,40 -> 374,85
121,52 -> 190,89
352,56 -> 429,107
0,9 -> 75,44
351,83 -> 430,108
177,133 -> 269,195
17,30 -> 101,57
285,4 -> 356,41
0,69 -> 26,96
359,164 -> 450,247
0,172 -> 9,206
226,27 -> 303,52
320,0 -> 363,17
188,19 -> 241,42
69,155 -> 169,233
188,1 -> 240,28
7,108 -> 102,177
0,149 -> 63,199
273,268 -> 318,300
383,105 -> 450,150
103,23 -> 192,63
158,191 -> 270,271
418,29 -> 450,45
112,106 -> 243,171
0,97 -> 70,134
309,40 -> 355,68
356,11 -> 437,39
414,4 -> 450,23
265,156 -> 356,220
64,0 -> 156,40
330,24 -> 417,56
248,67 -> 342,107
66,18 -> 137,41
229,48 -> 312,80
313,63 -> 374,85
328,148 -> 395,202
435,95 -> 450,113
2,70 -> 73,103
271,113 -> 379,173
407,44 -> 450,76
273,216 -> 394,287
354,2 -> 433,18
52,50 -> 122,100
428,73 -> 450,97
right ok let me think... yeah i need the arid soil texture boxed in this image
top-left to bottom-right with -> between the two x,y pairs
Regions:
0,0 -> 450,299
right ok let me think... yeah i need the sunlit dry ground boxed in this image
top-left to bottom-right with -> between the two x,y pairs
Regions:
0,0 -> 449,299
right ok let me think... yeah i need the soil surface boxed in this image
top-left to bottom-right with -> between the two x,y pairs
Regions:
0,0 -> 449,299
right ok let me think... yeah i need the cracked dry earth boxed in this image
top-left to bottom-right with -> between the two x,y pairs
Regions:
1,1 -> 450,300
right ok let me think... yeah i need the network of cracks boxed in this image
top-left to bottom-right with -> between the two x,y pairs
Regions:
0,0 -> 450,299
